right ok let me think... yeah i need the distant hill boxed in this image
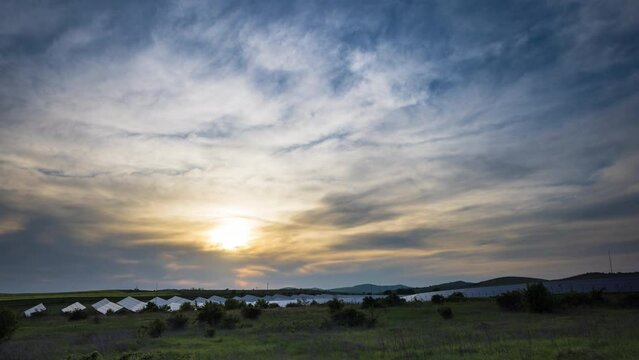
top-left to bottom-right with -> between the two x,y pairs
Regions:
412,281 -> 475,293
473,276 -> 546,287
330,284 -> 410,294
557,272 -> 639,281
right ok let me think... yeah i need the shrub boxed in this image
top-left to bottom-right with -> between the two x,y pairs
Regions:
286,302 -> 302,308
197,302 -> 225,326
68,309 -> 89,321
147,319 -> 166,338
560,292 -> 592,307
310,300 -> 319,306
224,298 -> 244,310
496,291 -> 524,311
268,303 -> 280,308
254,299 -> 269,309
332,308 -> 374,327
437,306 -> 453,319
92,316 -> 101,324
524,283 -> 553,313
143,302 -> 159,312
166,313 -> 189,330
327,298 -> 344,313
0,308 -> 18,341
361,296 -> 382,309
619,294 -> 639,308
205,328 -> 216,338
66,351 -> 103,360
431,295 -> 445,304
221,314 -> 240,329
241,306 -> 262,320
446,292 -> 466,302
382,293 -> 405,307
179,302 -> 194,312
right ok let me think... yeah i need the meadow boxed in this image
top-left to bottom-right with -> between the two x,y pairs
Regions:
1,292 -> 639,360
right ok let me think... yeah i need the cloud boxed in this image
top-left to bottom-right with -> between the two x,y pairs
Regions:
0,1 -> 638,291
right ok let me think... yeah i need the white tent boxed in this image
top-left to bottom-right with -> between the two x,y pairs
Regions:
166,296 -> 194,311
240,295 -> 259,302
24,303 -> 46,317
207,295 -> 225,304
61,302 -> 86,313
194,297 -> 208,307
117,296 -> 147,312
149,297 -> 168,307
92,298 -> 123,315
168,302 -> 184,312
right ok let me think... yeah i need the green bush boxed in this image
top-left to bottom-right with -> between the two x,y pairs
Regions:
332,308 -> 374,327
205,328 -> 216,338
254,299 -> 270,309
166,313 -> 189,330
268,303 -> 280,308
68,309 -> 89,321
179,302 -> 194,312
147,319 -> 166,338
327,298 -> 344,313
65,351 -> 103,360
446,292 -> 466,302
431,295 -> 445,304
241,306 -> 262,320
437,306 -> 453,319
382,293 -> 405,307
0,308 -> 18,342
361,296 -> 382,309
196,302 -> 225,326
496,291 -> 524,311
524,283 -> 554,313
619,294 -> 639,308
224,298 -> 244,310
143,302 -> 160,312
221,314 -> 240,329
285,302 -> 302,308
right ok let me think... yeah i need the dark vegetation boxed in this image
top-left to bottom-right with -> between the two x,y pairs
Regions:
166,314 -> 188,330
437,306 -> 453,319
223,298 -> 244,310
0,308 -> 18,341
196,302 -> 224,326
68,309 -> 89,321
431,294 -> 445,304
146,319 -> 166,338
240,306 -> 262,320
331,308 -> 375,328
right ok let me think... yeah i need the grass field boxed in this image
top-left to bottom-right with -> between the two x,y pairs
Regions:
1,296 -> 639,360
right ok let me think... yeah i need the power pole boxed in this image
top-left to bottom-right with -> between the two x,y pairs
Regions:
608,250 -> 613,273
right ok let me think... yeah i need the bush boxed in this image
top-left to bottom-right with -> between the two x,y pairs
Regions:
241,306 -> 262,320
224,298 -> 244,310
446,292 -> 466,302
382,293 -> 405,307
619,294 -> 639,308
496,291 -> 524,311
205,328 -> 216,338
268,303 -> 280,308
327,298 -> 344,313
254,299 -> 269,309
332,308 -> 374,327
166,313 -> 189,330
143,302 -> 159,312
524,283 -> 554,313
361,296 -> 382,309
431,295 -> 445,304
68,309 -> 89,321
179,302 -> 194,312
437,306 -> 453,319
0,308 -> 18,341
147,319 -> 166,338
66,351 -> 103,360
196,302 -> 225,326
285,302 -> 302,308
221,314 -> 240,329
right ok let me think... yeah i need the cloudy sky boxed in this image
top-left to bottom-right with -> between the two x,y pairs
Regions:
1,0 -> 638,292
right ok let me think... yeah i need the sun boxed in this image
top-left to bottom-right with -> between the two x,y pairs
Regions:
207,218 -> 253,250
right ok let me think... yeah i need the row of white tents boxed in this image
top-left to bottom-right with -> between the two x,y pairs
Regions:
23,293 -> 384,317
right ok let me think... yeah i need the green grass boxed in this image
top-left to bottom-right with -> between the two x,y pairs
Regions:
1,299 -> 638,359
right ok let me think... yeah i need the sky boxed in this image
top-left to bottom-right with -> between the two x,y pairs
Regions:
1,0 -> 638,293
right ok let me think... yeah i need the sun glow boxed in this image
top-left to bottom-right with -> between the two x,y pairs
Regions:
207,218 -> 253,250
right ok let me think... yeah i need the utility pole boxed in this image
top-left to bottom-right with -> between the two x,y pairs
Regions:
608,250 -> 613,273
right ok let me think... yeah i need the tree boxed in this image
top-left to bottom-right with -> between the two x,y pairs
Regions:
0,308 -> 18,341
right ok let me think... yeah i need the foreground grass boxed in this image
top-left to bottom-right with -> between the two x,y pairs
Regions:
1,300 -> 638,359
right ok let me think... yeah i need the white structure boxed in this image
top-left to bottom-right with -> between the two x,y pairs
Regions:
166,296 -> 194,311
117,296 -> 147,312
194,297 -> 208,307
92,298 -> 123,315
24,303 -> 46,317
207,295 -> 225,304
61,302 -> 86,313
148,297 -> 168,307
